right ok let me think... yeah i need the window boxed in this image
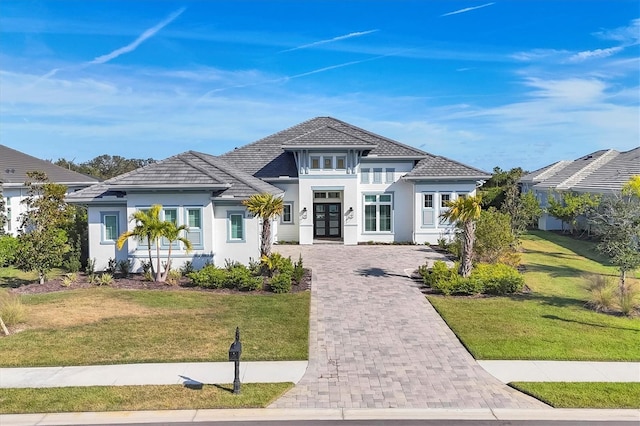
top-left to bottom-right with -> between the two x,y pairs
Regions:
185,208 -> 203,248
422,193 -> 435,226
336,156 -> 346,170
281,203 -> 293,224
363,193 -> 393,232
323,157 -> 333,169
385,168 -> 395,183
310,156 -> 320,169
327,191 -> 340,199
361,168 -> 370,184
441,194 -> 451,208
101,212 -> 119,244
314,192 -> 327,199
228,212 -> 245,242
373,168 -> 382,184
161,208 -> 179,248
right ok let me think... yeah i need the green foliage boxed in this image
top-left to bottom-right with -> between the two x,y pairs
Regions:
474,208 -> 517,264
106,258 -> 117,274
166,269 -> 183,286
441,195 -> 482,277
97,273 -> 114,286
0,289 -> 26,326
0,185 -> 7,236
584,273 -> 616,312
270,272 -> 292,294
504,189 -> 542,239
15,172 -> 74,284
0,235 -> 19,267
61,273 -> 77,288
180,261 -> 194,276
421,260 -> 456,288
188,265 -> 228,289
622,175 -> 640,198
469,263 -> 524,295
54,155 -> 156,180
547,191 -> 600,234
479,167 -> 525,210
293,254 -> 304,284
85,258 -> 96,283
117,260 -> 131,277
261,252 -> 294,277
227,264 -> 262,291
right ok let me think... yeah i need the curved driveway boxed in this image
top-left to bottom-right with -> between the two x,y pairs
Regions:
271,244 -> 545,409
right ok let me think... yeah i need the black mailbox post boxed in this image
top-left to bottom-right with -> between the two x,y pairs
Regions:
228,327 -> 242,394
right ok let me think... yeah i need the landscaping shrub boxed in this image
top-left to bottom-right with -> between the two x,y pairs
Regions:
85,258 -> 96,283
584,273 -> 616,312
474,208 -> 517,264
117,260 -> 132,277
293,254 -> 304,284
261,253 -> 294,277
0,235 -> 18,267
97,273 -> 114,286
0,289 -> 26,326
187,264 -> 227,289
617,282 -> 639,316
421,260 -> 455,288
61,273 -> 77,287
270,272 -> 292,293
166,269 -> 182,286
227,264 -> 262,291
180,261 -> 194,276
470,263 -> 524,295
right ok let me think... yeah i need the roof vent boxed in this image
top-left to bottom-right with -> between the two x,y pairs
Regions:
5,168 -> 15,174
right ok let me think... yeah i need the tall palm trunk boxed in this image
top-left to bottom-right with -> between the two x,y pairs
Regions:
261,219 -> 272,257
459,221 -> 475,278
146,237 -> 155,277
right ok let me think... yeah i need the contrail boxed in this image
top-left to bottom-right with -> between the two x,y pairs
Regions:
90,7 -> 186,64
280,29 -> 379,53
441,2 -> 495,17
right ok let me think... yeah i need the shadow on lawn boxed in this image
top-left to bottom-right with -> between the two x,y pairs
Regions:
507,292 -> 585,309
0,277 -> 35,289
523,262 -> 618,279
541,314 -> 640,332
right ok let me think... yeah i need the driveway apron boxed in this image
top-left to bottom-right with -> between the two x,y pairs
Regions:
270,244 -> 546,409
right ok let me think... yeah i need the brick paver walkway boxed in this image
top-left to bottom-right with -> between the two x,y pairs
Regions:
270,244 -> 546,409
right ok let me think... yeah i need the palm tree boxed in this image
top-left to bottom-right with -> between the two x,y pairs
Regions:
159,221 -> 193,282
440,195 -> 482,278
243,193 -> 284,257
117,205 -> 164,278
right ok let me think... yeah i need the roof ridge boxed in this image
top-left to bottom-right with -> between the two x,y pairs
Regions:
177,151 -> 227,184
284,124 -> 377,146
190,151 -> 277,194
556,149 -> 619,190
533,160 -> 571,182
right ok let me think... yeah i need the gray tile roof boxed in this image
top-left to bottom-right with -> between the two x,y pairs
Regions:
0,144 -> 98,186
404,155 -> 491,180
220,116 -> 428,178
521,147 -> 640,193
282,125 -> 378,149
67,151 -> 282,202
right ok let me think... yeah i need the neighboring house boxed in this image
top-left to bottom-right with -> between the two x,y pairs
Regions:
520,147 -> 640,230
67,117 -> 490,271
1,144 -> 99,236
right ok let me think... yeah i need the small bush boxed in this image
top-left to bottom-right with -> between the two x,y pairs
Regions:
61,273 -> 77,287
293,254 -> 304,284
261,253 -> 293,277
228,265 -> 262,291
0,289 -> 26,326
618,282 -> 640,316
97,273 -> 114,286
166,269 -> 182,286
585,274 -> 616,312
106,258 -> 117,274
421,260 -> 456,288
85,258 -> 96,283
188,265 -> 227,289
0,235 -> 19,267
270,272 -> 292,293
63,257 -> 82,273
117,259 -> 131,277
180,261 -> 194,276
470,263 -> 524,295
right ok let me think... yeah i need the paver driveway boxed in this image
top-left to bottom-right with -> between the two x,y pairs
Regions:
271,244 -> 546,409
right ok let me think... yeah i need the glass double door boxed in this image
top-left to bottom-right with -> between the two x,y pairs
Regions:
313,203 -> 341,239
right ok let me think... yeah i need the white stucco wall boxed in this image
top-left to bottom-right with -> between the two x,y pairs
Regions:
87,204 -> 128,271
271,182 -> 300,243
213,203 -> 260,266
412,181 -> 480,245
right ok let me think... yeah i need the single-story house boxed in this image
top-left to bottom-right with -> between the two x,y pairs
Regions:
520,147 -> 640,230
1,144 -> 99,236
67,117 -> 490,271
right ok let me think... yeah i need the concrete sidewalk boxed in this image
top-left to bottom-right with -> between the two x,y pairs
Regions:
2,407 -> 640,425
0,361 -> 308,388
478,360 -> 640,383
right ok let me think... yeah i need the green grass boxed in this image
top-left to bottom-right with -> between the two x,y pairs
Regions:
0,288 -> 310,367
0,267 -> 65,287
427,231 -> 640,361
0,383 -> 293,414
510,382 -> 640,408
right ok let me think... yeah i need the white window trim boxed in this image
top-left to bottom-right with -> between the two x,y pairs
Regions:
372,168 -> 383,184
281,202 -> 294,224
184,207 -> 204,249
361,168 -> 370,184
227,211 -> 246,243
421,193 -> 436,228
362,193 -> 393,233
100,212 -> 119,245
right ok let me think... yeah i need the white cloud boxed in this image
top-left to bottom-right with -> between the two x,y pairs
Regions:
510,49 -> 570,62
89,8 -> 185,65
280,29 -> 379,53
594,18 -> 640,45
441,2 -> 495,17
569,46 -> 623,62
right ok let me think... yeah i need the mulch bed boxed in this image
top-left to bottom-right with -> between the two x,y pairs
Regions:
8,269 -> 312,296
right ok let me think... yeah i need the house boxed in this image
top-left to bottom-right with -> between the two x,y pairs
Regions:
1,144 -> 99,236
520,147 -> 640,230
67,117 -> 490,271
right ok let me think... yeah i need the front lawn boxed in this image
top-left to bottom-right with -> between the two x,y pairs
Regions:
427,231 -> 640,361
0,288 -> 310,367
510,382 -> 640,408
0,267 -> 65,288
0,383 -> 293,414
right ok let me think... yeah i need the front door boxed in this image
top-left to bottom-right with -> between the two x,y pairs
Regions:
313,203 -> 341,239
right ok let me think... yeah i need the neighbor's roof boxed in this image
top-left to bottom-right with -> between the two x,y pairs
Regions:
220,116 -> 429,178
521,147 -> 640,193
66,151 -> 282,202
403,154 -> 491,180
0,144 -> 98,186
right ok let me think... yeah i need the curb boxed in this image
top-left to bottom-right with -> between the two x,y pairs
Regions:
2,408 -> 639,425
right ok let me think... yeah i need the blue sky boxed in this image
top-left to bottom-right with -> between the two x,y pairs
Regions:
1,1 -> 638,172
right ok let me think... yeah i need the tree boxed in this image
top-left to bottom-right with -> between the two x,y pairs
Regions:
479,167 -> 525,210
0,184 -> 7,236
441,195 -> 482,277
474,208 -> 517,264
15,172 -> 73,284
54,155 -> 156,180
623,175 -> 640,198
116,204 -> 192,282
503,187 -> 542,239
243,193 -> 284,258
547,191 -> 600,234
588,187 -> 640,312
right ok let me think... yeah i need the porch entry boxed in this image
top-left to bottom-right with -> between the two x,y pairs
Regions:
313,203 -> 341,239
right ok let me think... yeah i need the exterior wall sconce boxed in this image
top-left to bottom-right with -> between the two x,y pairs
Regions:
301,207 -> 307,219
347,207 -> 353,213
302,207 -> 307,213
